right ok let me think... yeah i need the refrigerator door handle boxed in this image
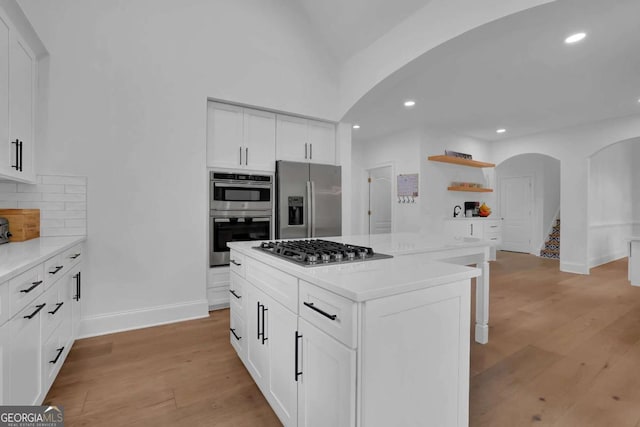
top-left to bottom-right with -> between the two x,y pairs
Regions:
311,181 -> 316,237
306,181 -> 312,238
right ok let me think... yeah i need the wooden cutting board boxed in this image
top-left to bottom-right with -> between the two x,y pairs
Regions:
0,209 -> 40,242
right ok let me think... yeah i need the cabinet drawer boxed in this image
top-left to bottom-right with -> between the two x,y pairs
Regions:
9,264 -> 44,317
43,254 -> 65,288
62,244 -> 83,268
229,251 -> 245,278
42,280 -> 66,342
229,272 -> 245,315
484,222 -> 502,232
230,311 -> 245,358
207,266 -> 230,288
245,256 -> 298,313
299,280 -> 357,348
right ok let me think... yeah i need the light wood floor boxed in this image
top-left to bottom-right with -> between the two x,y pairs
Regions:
45,252 -> 640,426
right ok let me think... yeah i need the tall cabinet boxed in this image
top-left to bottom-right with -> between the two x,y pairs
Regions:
0,7 -> 36,183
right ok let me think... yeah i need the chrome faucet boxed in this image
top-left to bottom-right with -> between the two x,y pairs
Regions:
453,205 -> 462,218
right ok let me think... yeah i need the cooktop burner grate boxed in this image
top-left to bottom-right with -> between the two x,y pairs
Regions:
253,239 -> 393,267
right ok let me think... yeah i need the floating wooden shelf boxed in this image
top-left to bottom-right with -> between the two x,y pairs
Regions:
447,186 -> 493,193
428,155 -> 495,168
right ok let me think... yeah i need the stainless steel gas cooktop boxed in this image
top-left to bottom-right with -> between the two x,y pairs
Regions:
253,239 -> 393,267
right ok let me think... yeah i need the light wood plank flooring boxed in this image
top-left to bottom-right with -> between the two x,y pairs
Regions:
45,252 -> 640,426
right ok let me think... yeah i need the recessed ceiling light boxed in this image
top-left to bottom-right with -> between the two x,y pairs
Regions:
496,128 -> 506,134
565,32 -> 586,44
404,100 -> 416,108
352,124 -> 360,129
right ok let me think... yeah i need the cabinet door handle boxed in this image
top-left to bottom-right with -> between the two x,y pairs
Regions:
256,302 -> 261,340
229,289 -> 241,299
230,259 -> 242,266
48,302 -> 64,315
294,331 -> 303,381
73,271 -> 81,301
309,143 -> 312,159
305,143 -> 308,159
18,140 -> 23,171
24,303 -> 46,319
303,302 -> 337,320
20,280 -> 43,293
11,139 -> 19,170
471,224 -> 474,236
239,147 -> 243,165
70,253 -> 81,259
230,328 -> 241,341
49,265 -> 63,275
261,305 -> 268,344
49,347 -> 65,364
245,147 -> 248,165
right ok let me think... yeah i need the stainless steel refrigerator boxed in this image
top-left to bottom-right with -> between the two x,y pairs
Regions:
276,160 -> 342,239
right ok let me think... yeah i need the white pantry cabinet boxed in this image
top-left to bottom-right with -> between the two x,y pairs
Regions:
206,102 -> 276,172
0,7 -> 36,183
276,115 -> 336,165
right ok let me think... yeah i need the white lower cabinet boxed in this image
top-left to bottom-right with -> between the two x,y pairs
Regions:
8,297 -> 44,405
0,241 -> 85,405
297,318 -> 355,427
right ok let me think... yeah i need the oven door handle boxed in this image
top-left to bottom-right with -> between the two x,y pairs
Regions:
212,217 -> 272,223
213,183 -> 272,190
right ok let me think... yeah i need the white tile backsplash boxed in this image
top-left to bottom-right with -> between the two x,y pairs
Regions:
0,175 -> 87,237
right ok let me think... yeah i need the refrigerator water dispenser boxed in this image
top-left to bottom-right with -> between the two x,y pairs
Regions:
288,196 -> 304,225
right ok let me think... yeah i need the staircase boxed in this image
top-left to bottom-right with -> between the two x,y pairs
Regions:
540,218 -> 560,259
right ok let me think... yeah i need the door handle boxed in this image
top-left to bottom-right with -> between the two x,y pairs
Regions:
48,302 -> 64,315
24,303 -> 46,319
18,140 -> 23,171
303,301 -> 337,320
309,143 -> 312,159
294,331 -> 303,381
11,139 -> 19,170
20,280 -> 42,294
245,147 -> 248,165
305,143 -> 308,159
230,328 -> 241,341
49,347 -> 65,364
239,147 -> 243,165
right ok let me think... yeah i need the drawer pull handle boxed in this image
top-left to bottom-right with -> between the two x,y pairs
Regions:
230,328 -> 241,341
303,302 -> 337,320
48,302 -> 64,315
294,331 -> 303,381
49,266 -> 64,275
24,303 -> 46,319
230,259 -> 242,266
49,347 -> 65,364
20,280 -> 43,293
70,253 -> 81,259
230,289 -> 241,299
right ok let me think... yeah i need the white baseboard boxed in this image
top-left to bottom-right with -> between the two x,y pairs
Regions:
78,299 -> 210,339
589,251 -> 627,269
560,261 -> 589,275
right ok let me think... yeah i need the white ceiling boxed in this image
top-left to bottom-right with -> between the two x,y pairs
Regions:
295,0 -> 432,62
344,0 -> 640,142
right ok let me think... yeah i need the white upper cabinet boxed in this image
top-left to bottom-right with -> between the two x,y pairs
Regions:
207,102 -> 276,172
306,119 -> 336,165
0,8 -> 36,184
244,108 -> 276,172
276,115 -> 336,165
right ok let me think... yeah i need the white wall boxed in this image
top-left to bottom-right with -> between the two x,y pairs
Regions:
420,129 -> 495,235
588,139 -> 640,267
491,114 -> 640,273
352,130 -> 422,235
352,127 -> 493,236
495,154 -> 560,254
19,0 -> 340,336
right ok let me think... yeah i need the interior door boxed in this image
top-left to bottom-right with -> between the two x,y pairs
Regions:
368,166 -> 392,234
500,176 -> 533,253
309,164 -> 341,238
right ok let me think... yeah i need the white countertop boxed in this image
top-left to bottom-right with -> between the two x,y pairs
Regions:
0,236 -> 87,283
228,233 -> 484,301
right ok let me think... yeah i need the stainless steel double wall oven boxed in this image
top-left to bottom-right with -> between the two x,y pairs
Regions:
209,172 -> 273,267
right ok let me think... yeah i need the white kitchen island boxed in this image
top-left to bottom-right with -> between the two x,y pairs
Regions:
227,234 -> 486,427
